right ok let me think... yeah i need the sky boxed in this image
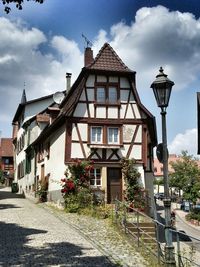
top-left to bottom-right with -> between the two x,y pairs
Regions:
0,0 -> 200,157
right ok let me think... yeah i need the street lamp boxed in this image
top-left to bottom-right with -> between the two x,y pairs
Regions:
151,67 -> 176,266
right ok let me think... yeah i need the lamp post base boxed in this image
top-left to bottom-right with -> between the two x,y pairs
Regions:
165,245 -> 176,266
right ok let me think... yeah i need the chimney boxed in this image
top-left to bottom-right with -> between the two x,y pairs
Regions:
66,73 -> 72,92
84,47 -> 94,67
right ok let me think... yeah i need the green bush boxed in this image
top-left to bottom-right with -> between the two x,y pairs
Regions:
64,187 -> 93,213
186,208 -> 200,221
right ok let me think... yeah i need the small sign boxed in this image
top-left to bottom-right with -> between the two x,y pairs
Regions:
156,143 -> 169,163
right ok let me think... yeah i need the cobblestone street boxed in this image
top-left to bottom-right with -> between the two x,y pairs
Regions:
0,188 -> 147,267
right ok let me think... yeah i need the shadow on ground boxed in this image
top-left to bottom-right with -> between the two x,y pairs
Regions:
0,221 -> 116,267
155,202 -> 192,243
0,189 -> 25,200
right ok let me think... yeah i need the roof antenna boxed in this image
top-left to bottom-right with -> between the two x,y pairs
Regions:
82,34 -> 93,48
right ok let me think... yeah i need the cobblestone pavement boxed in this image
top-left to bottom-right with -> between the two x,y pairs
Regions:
0,188 -> 147,267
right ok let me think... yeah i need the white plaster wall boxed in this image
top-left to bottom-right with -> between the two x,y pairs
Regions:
123,125 -> 136,142
71,143 -> 84,158
46,125 -> 66,191
125,104 -> 134,119
107,107 -> 118,118
86,75 -> 95,86
119,145 -> 129,157
133,103 -> 141,118
129,145 -> 142,160
78,123 -> 87,141
120,104 -> 126,119
73,103 -> 88,117
135,125 -> 142,142
72,124 -> 79,141
96,107 -> 106,118
136,164 -> 145,187
120,77 -> 130,88
24,98 -> 53,124
89,104 -> 94,117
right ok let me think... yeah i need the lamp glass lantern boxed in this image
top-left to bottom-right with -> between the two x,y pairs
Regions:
150,67 -> 174,109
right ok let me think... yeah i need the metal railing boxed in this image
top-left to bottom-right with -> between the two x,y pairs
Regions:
113,199 -> 200,267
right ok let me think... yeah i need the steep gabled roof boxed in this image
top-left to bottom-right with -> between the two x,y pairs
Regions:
87,43 -> 134,73
0,138 -> 13,157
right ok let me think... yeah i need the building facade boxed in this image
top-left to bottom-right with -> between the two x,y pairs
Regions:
0,138 -> 14,186
29,43 -> 157,205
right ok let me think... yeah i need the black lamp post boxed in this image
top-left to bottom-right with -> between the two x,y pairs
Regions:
151,67 -> 176,266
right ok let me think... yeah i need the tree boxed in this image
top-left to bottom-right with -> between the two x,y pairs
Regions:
121,157 -> 144,207
1,0 -> 44,14
169,151 -> 200,203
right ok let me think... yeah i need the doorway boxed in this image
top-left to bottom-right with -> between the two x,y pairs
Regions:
107,168 -> 122,203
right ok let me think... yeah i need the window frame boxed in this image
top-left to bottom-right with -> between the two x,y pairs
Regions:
107,127 -> 119,144
95,82 -> 120,106
90,168 -> 102,187
91,126 -> 103,144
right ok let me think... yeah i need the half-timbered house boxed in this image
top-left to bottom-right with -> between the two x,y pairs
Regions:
31,43 -> 157,205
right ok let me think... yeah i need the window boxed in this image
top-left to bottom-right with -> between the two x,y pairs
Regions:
91,127 -> 102,143
108,127 -> 119,144
90,168 -> 101,186
97,87 -> 105,103
4,158 -> 9,164
108,87 -> 117,103
95,83 -> 119,104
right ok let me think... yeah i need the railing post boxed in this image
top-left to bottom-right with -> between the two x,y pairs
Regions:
137,210 -> 140,247
123,202 -> 127,233
176,231 -> 181,267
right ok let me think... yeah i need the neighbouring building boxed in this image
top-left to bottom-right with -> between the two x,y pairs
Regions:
153,154 -> 200,193
0,138 -> 14,186
24,43 -> 157,207
12,90 -> 55,194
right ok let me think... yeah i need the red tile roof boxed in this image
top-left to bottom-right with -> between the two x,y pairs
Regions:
88,43 -> 133,72
0,138 -> 13,157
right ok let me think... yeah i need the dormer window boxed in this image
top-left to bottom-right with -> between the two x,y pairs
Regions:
95,83 -> 119,105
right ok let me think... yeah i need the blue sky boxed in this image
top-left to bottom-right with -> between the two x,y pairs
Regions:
0,0 -> 200,156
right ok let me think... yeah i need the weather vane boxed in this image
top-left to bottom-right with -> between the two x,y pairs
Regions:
82,34 -> 93,48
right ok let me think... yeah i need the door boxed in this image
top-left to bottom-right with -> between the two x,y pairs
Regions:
107,168 -> 122,203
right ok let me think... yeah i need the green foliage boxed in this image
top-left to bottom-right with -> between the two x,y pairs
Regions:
2,0 -> 44,14
121,157 -> 144,206
0,169 -> 5,184
64,187 -> 93,213
169,151 -> 200,203
186,208 -> 200,222
61,159 -> 94,211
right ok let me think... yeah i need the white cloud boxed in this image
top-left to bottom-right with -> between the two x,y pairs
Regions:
92,6 -> 200,92
168,129 -> 198,156
0,17 -> 84,136
2,5 -> 200,139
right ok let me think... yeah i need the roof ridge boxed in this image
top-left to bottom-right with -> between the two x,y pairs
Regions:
88,43 -> 133,72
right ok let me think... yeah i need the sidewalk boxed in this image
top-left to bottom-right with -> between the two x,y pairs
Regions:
172,203 -> 200,232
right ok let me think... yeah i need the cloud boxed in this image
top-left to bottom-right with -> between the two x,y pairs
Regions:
168,129 -> 198,156
0,17 -> 84,136
2,5 -> 200,139
92,6 -> 200,92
